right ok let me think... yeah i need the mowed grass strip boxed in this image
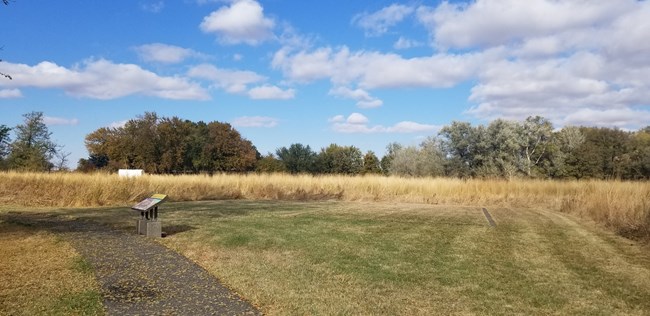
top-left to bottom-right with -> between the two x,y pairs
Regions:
9,201 -> 650,315
50,200 -> 650,315
0,217 -> 105,316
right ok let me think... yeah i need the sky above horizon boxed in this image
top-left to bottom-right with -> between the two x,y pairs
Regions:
1,0 -> 649,168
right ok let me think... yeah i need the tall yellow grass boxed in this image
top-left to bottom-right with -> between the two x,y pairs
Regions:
1,171 -> 648,238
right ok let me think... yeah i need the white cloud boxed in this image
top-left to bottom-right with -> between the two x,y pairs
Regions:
188,63 -> 265,93
108,120 -> 128,129
248,85 -> 295,100
330,113 -> 439,134
329,86 -> 383,108
141,1 -> 165,13
0,88 -> 22,98
233,53 -> 243,61
346,112 -> 369,124
352,4 -> 415,37
563,108 -> 650,129
466,50 -> 650,127
386,121 -> 439,133
135,43 -> 201,64
0,59 -> 210,100
44,116 -> 79,126
273,46 -> 497,89
393,37 -> 422,50
328,115 -> 345,123
270,1 -> 650,130
232,116 -> 279,128
200,0 -> 275,45
417,0 -> 632,50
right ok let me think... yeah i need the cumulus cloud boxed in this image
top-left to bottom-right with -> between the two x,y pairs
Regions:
272,46 -> 497,89
44,116 -> 79,126
135,43 -> 202,64
232,116 -> 279,128
562,108 -> 650,128
247,85 -> 295,100
329,86 -> 383,108
0,59 -> 210,100
330,113 -> 439,134
188,63 -> 265,94
311,0 -> 650,130
0,88 -> 22,98
417,0 -> 632,50
352,4 -> 414,37
386,121 -> 440,133
200,0 -> 275,45
393,37 -> 422,50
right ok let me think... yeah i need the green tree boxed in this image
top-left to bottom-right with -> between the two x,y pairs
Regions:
0,124 -> 11,169
480,119 -> 521,178
76,154 -> 109,172
518,116 -> 553,177
276,143 -> 316,174
380,142 -> 402,175
122,112 -> 161,173
7,111 -> 57,171
362,151 -> 381,175
84,126 -> 127,171
439,121 -> 477,178
202,121 -> 258,172
315,144 -> 363,175
548,126 -> 585,179
419,136 -> 446,177
255,153 -> 287,173
388,137 -> 444,177
566,127 -> 631,179
388,146 -> 420,177
157,117 -> 193,173
627,128 -> 650,179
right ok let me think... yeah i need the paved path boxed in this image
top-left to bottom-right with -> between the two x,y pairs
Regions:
4,212 -> 260,316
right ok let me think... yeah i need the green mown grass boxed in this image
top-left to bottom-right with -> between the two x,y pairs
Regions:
25,200 -> 650,315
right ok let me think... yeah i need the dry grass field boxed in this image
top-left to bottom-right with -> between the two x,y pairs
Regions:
1,168 -> 649,314
1,171 -> 649,239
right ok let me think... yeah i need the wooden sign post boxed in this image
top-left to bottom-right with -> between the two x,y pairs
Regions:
131,194 -> 168,237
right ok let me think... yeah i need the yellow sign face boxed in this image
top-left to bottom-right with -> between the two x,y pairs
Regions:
151,194 -> 168,200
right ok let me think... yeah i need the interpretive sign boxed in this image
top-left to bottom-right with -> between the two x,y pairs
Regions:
132,194 -> 168,238
131,194 -> 168,212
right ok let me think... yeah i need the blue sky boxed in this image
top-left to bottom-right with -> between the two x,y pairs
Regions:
1,0 -> 649,168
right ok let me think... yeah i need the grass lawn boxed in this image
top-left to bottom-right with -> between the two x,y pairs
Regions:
0,215 -> 105,316
4,200 -> 650,315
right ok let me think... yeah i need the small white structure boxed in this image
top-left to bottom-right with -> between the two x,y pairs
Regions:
118,169 -> 145,178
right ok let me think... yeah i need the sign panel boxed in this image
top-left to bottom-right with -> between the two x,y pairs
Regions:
131,194 -> 168,211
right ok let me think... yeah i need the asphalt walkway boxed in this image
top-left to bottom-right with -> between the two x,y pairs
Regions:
5,212 -> 260,316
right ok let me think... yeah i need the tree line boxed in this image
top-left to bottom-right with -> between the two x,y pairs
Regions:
1,111 -> 649,180
255,116 -> 650,180
79,112 -> 258,174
